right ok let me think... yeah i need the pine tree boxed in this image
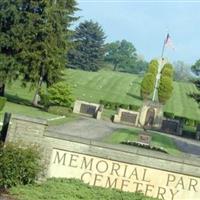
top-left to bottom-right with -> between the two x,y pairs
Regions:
19,0 -> 78,105
140,59 -> 158,99
0,0 -> 22,96
0,0 -> 78,104
158,63 -> 174,104
68,20 -> 106,71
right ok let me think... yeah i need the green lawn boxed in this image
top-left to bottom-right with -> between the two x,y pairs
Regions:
1,69 -> 199,122
67,69 -> 200,121
102,128 -> 181,155
9,178 -> 159,200
0,81 -> 58,121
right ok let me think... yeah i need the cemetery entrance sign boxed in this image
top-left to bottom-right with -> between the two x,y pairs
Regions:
49,149 -> 200,200
6,115 -> 200,200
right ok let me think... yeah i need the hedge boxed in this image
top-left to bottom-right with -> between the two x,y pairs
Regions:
99,100 -> 140,111
0,97 -> 6,111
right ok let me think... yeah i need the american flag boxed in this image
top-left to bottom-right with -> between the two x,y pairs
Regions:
164,33 -> 175,50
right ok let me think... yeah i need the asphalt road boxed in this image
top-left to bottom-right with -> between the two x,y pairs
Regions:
48,116 -> 200,156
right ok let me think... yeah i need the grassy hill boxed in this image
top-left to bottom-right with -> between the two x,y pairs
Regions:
67,69 -> 200,120
0,68 -> 199,121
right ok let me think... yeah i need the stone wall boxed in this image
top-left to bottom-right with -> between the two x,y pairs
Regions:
6,115 -> 200,200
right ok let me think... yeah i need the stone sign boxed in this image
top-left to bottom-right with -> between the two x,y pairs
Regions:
80,104 -> 96,115
5,115 -> 200,200
121,112 -> 137,124
161,119 -> 182,136
138,131 -> 151,145
113,108 -> 139,126
73,100 -> 103,119
49,149 -> 200,200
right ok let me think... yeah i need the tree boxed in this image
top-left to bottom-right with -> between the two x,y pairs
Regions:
68,20 -> 106,71
173,61 -> 191,82
20,1 -> 78,106
191,59 -> 200,76
158,76 -> 173,104
158,63 -> 174,104
140,73 -> 155,99
190,61 -> 200,105
161,63 -> 173,77
140,59 -> 158,100
148,60 -> 158,77
104,40 -> 137,71
0,1 -> 78,105
0,0 -> 22,96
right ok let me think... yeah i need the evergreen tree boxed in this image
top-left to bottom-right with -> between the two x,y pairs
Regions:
68,20 -> 106,71
19,0 -> 78,105
190,61 -> 200,105
161,63 -> 173,77
158,76 -> 173,104
0,0 -> 22,96
140,59 -> 158,99
148,60 -> 158,77
0,0 -> 78,104
158,63 -> 174,104
140,73 -> 155,99
191,59 -> 200,76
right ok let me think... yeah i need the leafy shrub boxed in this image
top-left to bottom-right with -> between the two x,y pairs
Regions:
40,82 -> 74,108
0,143 -> 41,189
148,59 -> 158,76
163,111 -> 175,119
161,63 -> 173,77
121,141 -> 168,154
0,97 -> 6,111
48,106 -> 72,116
158,76 -> 173,104
140,73 -> 155,99
99,100 -> 140,111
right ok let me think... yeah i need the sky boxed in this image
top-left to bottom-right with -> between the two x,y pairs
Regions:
76,0 -> 200,64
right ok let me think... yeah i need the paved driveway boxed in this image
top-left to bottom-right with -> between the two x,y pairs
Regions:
48,116 -> 200,156
48,117 -> 128,140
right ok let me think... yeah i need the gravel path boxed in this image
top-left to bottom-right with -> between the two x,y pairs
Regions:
48,116 -> 200,156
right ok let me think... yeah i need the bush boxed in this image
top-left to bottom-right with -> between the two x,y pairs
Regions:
158,76 -> 173,104
163,111 -> 175,119
0,143 -> 41,189
0,97 -> 6,111
99,100 -> 140,111
48,106 -> 72,116
161,63 -> 173,77
140,73 -> 155,99
121,141 -> 168,154
148,59 -> 158,76
40,82 -> 74,108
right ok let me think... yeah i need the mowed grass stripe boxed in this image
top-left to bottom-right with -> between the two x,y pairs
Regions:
68,69 -> 200,120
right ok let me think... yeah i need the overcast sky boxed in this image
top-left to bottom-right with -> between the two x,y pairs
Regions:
76,0 -> 200,64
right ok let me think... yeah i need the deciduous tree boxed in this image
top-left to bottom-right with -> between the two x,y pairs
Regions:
104,40 -> 137,72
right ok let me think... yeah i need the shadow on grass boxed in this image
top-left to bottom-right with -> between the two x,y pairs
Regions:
5,93 -> 32,107
126,92 -> 142,101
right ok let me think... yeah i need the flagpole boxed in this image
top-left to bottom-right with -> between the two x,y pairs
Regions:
161,40 -> 166,59
152,34 -> 167,102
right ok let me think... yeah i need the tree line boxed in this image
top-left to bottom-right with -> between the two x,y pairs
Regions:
68,20 -> 148,73
0,0 -> 199,107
